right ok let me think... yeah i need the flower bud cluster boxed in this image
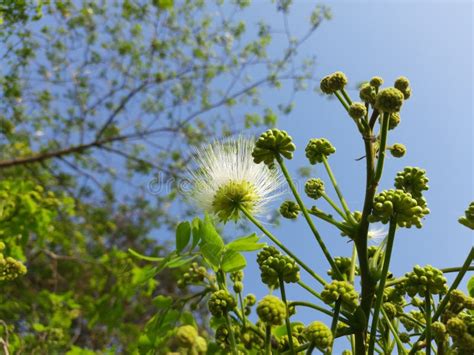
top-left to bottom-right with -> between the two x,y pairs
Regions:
327,256 -> 359,281
256,295 -> 286,326
444,313 -> 474,353
431,321 -> 448,344
215,324 -> 241,348
175,325 -> 198,348
321,280 -> 359,311
230,271 -> 244,293
240,329 -> 263,350
279,200 -> 300,219
348,102 -> 367,119
368,189 -> 430,228
375,87 -> 405,113
394,167 -> 429,200
389,143 -> 406,158
252,129 -> 295,165
278,335 -> 301,352
305,138 -> 335,164
459,201 -> 474,230
403,265 -> 447,297
177,262 -> 208,288
359,83 -> 377,105
303,321 -> 333,350
305,178 -> 325,200
400,310 -> 425,332
394,76 -> 411,99
320,71 -> 348,94
257,246 -> 300,288
0,243 -> 27,281
208,290 -> 236,317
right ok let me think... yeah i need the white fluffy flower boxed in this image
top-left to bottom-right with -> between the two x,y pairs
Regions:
189,136 -> 282,222
368,227 -> 387,245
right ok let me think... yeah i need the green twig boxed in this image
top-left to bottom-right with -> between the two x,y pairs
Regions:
334,91 -> 350,111
280,277 -> 295,355
341,88 -> 353,105
381,308 -> 407,355
368,217 -> 397,355
265,324 -> 272,355
276,155 -> 343,280
425,290 -> 432,355
240,205 -> 327,286
374,112 -> 390,183
225,312 -> 238,355
327,298 -> 342,354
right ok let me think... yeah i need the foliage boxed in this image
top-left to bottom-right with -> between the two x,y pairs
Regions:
139,72 -> 474,354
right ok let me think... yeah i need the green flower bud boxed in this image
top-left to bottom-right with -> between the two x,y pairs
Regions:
348,102 -> 367,119
383,302 -> 398,319
208,290 -> 236,317
305,178 -> 325,200
257,295 -> 286,326
215,324 -> 241,347
327,256 -> 359,281
368,189 -> 430,228
233,281 -> 243,293
194,336 -> 208,353
252,129 -> 296,165
394,167 -> 429,199
431,321 -> 448,344
303,321 -> 333,350
370,76 -> 384,88
0,242 -> 5,251
0,255 -> 27,281
457,332 -> 474,352
257,246 -> 300,287
245,293 -> 257,306
359,83 -> 376,105
458,202 -> 474,230
388,112 -> 401,130
240,329 -> 263,350
279,200 -> 300,219
321,280 -> 359,311
389,143 -> 406,158
278,335 -> 300,352
175,325 -> 198,348
465,297 -> 474,310
394,76 -> 411,99
230,270 -> 244,282
400,310 -> 425,332
447,317 -> 467,337
404,265 -> 447,297
375,87 -> 404,113
450,289 -> 468,309
320,71 -> 348,94
305,138 -> 336,164
399,333 -> 411,343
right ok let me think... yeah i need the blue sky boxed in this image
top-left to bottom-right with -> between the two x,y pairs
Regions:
228,0 -> 473,351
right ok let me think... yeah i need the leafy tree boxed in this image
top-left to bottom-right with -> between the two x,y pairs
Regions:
0,0 -> 330,352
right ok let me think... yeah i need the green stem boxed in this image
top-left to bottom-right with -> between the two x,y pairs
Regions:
349,243 -> 357,284
374,112 -> 390,183
289,301 -> 344,322
322,156 -> 356,223
307,207 -> 351,234
265,324 -> 272,355
238,292 -> 246,329
409,247 -> 474,354
297,280 -> 324,300
306,341 -> 315,355
341,88 -> 353,105
240,205 -> 327,286
425,291 -> 432,355
322,193 -> 347,220
334,91 -> 350,111
280,277 -> 295,355
368,217 -> 397,355
327,298 -> 342,355
225,313 -> 238,355
381,308 -> 407,355
276,155 -> 343,280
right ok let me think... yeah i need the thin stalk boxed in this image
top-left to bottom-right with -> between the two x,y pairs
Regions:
281,342 -> 311,355
280,277 -> 295,355
225,313 -> 238,355
240,205 -> 327,286
265,325 -> 272,355
327,299 -> 342,355
409,247 -> 474,354
238,292 -> 246,329
297,280 -> 324,300
374,112 -> 390,183
322,156 -> 356,223
341,88 -> 353,105
368,217 -> 397,355
307,207 -> 351,233
381,308 -> 407,355
425,291 -> 432,355
334,91 -> 350,111
321,192 -> 347,220
289,301 -> 346,323
306,341 -> 315,355
349,244 -> 357,284
276,155 -> 343,280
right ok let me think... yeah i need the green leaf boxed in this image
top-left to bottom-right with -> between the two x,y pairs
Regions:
176,221 -> 191,254
200,243 -> 223,271
200,214 -> 224,249
128,248 -> 164,262
191,217 -> 202,249
221,249 -> 246,273
155,0 -> 173,10
226,233 -> 266,252
165,255 -> 197,268
153,295 -> 173,309
467,275 -> 474,297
